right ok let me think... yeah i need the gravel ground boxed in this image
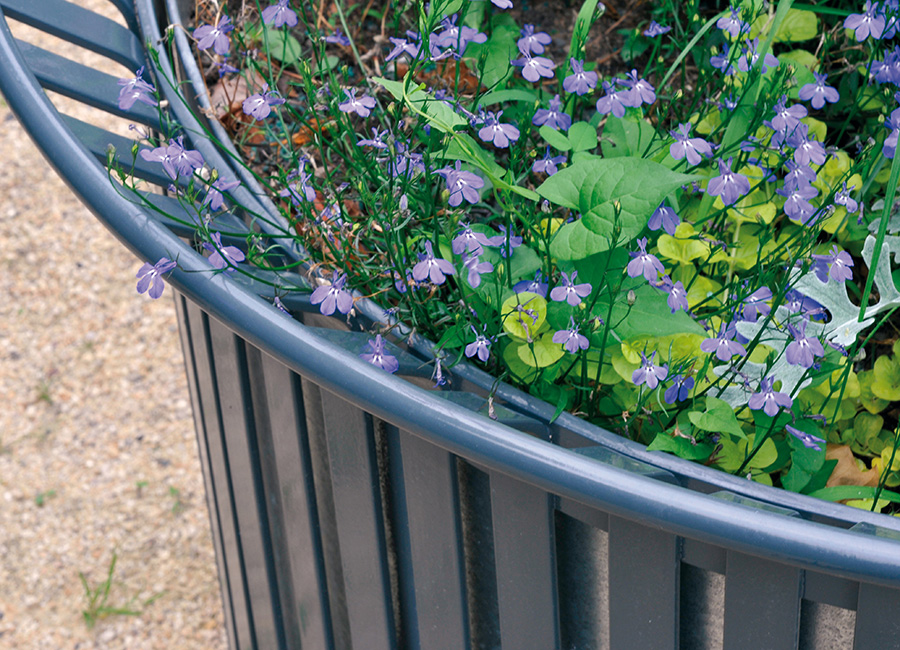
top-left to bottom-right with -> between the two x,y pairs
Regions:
0,2 -> 227,648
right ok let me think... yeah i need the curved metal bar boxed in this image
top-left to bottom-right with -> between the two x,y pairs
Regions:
3,3 -> 900,587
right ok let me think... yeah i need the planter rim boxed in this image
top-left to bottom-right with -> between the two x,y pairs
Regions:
2,0 -> 900,588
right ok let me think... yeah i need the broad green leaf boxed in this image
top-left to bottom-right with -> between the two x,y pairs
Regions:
537,158 -> 698,249
771,8 -> 817,42
264,28 -> 302,64
502,341 -> 539,382
568,121 -> 598,153
501,292 -> 547,341
437,134 -> 505,177
688,397 -> 747,440
648,432 -> 714,461
549,220 -> 615,260
540,125 -> 571,151
872,355 -> 900,401
517,332 -> 566,368
374,75 -> 468,133
592,282 -> 706,339
467,14 -> 518,89
508,245 -> 542,282
477,88 -> 539,107
601,116 -> 657,159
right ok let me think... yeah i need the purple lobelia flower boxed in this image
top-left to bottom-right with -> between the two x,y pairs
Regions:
553,317 -> 590,354
633,351 -> 668,389
710,43 -> 736,76
783,160 -> 816,190
310,270 -> 354,316
595,81 -> 631,118
785,320 -> 825,368
461,252 -> 493,288
669,123 -> 712,166
517,24 -> 552,55
203,176 -> 241,211
279,164 -> 317,205
785,425 -> 825,450
510,52 -> 556,82
717,7 -> 748,38
435,14 -> 487,54
478,111 -> 520,148
737,38 -> 779,74
533,95 -> 572,131
136,257 -> 177,299
452,222 -> 494,256
776,183 -> 819,225
360,335 -> 400,374
386,32 -> 421,62
412,241 -> 455,285
664,374 -> 694,404
203,232 -> 245,271
550,271 -> 592,306
117,67 -> 157,111
700,323 -> 747,361
792,129 -> 827,166
563,59 -> 598,96
627,237 -> 665,281
799,72 -> 840,110
465,327 -> 493,362
835,182 -> 859,213
262,0 -> 298,28
324,29 -> 351,46
707,157 -> 750,206
657,276 -> 689,313
488,224 -> 522,258
644,20 -> 671,37
532,148 -> 566,176
742,286 -> 772,322
338,88 -> 377,117
844,1 -> 885,41
242,83 -> 286,120
771,95 -> 807,132
194,14 -> 233,55
438,161 -> 484,207
621,69 -> 656,106
749,376 -> 793,417
513,271 -> 549,298
491,0 -> 513,7
812,246 -> 854,283
357,127 -> 389,149
785,288 -> 826,319
648,203 -> 680,235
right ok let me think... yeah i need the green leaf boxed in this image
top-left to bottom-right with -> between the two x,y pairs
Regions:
567,121 -> 598,153
688,397 -> 747,439
540,125 -> 572,151
807,485 -> 900,504
592,282 -> 706,339
508,244 -> 542,282
648,432 -> 714,461
263,27 -> 303,64
549,220 -> 615,260
537,158 -> 698,249
374,75 -> 468,133
569,0 -> 603,59
437,134 -> 505,177
477,88 -> 539,107
467,14 -> 518,89
601,116 -> 657,158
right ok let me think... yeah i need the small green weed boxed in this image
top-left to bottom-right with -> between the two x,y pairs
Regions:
78,552 -> 161,629
168,486 -> 184,515
34,489 -> 56,507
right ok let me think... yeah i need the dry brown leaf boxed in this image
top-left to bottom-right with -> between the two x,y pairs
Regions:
825,443 -> 881,488
209,70 -> 268,120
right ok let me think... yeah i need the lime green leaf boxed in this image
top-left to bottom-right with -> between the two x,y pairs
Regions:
772,9 -> 817,42
592,281 -> 706,339
872,355 -> 900,401
501,292 -> 547,341
537,158 -> 698,249
517,331 -> 566,368
549,220 -> 614,260
807,485 -> 900,504
648,432 -> 714,460
688,397 -> 747,439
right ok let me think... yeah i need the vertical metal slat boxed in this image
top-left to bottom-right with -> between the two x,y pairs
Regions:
854,583 -> 900,648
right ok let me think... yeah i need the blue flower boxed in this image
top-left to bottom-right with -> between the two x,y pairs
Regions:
517,24 -> 552,55
194,15 -> 233,55
360,335 -> 399,373
435,14 -> 487,54
741,286 -> 771,323
717,7 -> 748,38
462,252 -> 493,288
669,123 -> 712,166
664,375 -> 694,404
117,67 -> 157,111
626,237 -> 664,281
310,270 -> 354,316
412,241 -> 455,284
438,161 -> 485,206
648,203 -> 680,235
737,38 -> 779,74
770,95 -> 807,132
776,183 -> 819,225
798,72 -> 840,110
549,271 -> 592,306
707,157 -> 750,206
785,320 -> 825,368
513,271 -> 549,298
785,425 -> 825,450
203,176 -> 241,211
242,83 -> 286,120
749,377 -> 792,417
700,323 -> 747,361
621,69 -> 656,106
532,148 -> 566,176
465,327 -> 492,362
844,1 -> 885,41
510,53 -> 556,82
533,95 -> 572,131
487,224 -> 523,258
477,110 -> 520,148
812,246 -> 854,283
595,81 -> 631,118
136,257 -> 177,299
324,29 -> 351,45
338,88 -> 377,117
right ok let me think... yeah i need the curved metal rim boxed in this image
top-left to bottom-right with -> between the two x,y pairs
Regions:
1,2 -> 900,586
